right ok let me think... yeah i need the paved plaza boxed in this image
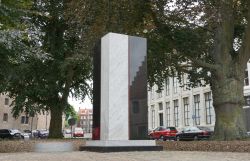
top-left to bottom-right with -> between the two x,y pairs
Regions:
0,151 -> 250,161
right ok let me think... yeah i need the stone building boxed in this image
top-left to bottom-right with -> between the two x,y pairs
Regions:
0,94 -> 51,131
148,62 -> 250,132
77,108 -> 93,133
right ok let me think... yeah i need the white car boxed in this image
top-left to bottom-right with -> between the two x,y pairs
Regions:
21,132 -> 30,139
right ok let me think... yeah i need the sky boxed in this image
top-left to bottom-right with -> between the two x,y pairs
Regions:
68,96 -> 93,112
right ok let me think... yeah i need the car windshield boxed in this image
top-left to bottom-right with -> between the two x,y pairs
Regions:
10,129 -> 20,133
190,127 -> 201,131
40,130 -> 48,133
198,126 -> 211,131
75,128 -> 83,132
167,127 -> 176,130
23,130 -> 31,133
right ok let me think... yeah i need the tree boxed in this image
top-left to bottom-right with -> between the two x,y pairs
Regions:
1,0 -> 92,138
66,0 -> 150,51
0,0 -> 33,90
64,105 -> 78,128
146,0 -> 250,140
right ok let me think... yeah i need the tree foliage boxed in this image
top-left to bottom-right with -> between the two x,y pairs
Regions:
145,0 -> 250,140
0,0 -> 92,138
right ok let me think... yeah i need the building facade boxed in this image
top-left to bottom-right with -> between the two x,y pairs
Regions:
77,108 -> 93,133
148,62 -> 250,132
0,94 -> 51,131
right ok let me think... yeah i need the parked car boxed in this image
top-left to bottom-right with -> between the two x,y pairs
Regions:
22,129 -> 32,138
0,129 -> 22,140
175,126 -> 213,141
64,129 -> 72,134
148,126 -> 178,141
37,129 -> 49,138
32,130 -> 39,138
73,128 -> 84,137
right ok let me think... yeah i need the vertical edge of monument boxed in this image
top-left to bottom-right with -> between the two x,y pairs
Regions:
128,36 -> 148,140
92,39 -> 101,140
100,33 -> 129,140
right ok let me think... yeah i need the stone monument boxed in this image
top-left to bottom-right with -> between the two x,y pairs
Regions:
80,33 -> 162,152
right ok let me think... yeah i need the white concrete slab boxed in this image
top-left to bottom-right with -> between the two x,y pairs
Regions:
85,140 -> 156,147
101,33 -> 129,140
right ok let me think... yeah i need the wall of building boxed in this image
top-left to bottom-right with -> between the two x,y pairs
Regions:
148,62 -> 250,132
77,108 -> 93,133
0,94 -> 56,131
0,94 -> 39,131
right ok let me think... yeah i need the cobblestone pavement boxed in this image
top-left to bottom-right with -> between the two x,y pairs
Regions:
0,151 -> 250,161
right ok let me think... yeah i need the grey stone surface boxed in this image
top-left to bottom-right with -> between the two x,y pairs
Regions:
34,142 -> 73,152
1,151 -> 250,161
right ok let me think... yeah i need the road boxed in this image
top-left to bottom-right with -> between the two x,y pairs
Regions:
0,151 -> 250,161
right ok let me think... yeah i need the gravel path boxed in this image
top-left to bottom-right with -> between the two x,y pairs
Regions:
0,151 -> 250,161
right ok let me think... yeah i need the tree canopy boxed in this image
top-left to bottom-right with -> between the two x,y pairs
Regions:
0,0 -> 92,138
145,0 -> 250,140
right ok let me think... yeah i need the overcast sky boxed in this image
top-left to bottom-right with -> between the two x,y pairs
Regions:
68,96 -> 92,112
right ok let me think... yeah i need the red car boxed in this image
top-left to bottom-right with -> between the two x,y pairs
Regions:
73,128 -> 84,137
149,126 -> 178,141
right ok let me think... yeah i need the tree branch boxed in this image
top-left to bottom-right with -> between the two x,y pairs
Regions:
212,0 -> 234,65
239,1 -> 250,65
187,57 -> 219,70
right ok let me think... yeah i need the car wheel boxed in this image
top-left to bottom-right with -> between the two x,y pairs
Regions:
176,136 -> 180,141
194,136 -> 198,141
160,135 -> 165,141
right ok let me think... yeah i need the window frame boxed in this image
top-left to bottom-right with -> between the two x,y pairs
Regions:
166,102 -> 171,127
174,100 -> 179,127
205,92 -> 213,124
3,113 -> 8,122
194,94 -> 201,125
183,97 -> 190,126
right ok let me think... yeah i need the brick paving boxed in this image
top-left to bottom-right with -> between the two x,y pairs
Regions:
0,151 -> 250,161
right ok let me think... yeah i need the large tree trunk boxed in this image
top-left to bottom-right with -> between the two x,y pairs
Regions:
48,106 -> 64,138
211,67 -> 247,140
213,103 -> 246,140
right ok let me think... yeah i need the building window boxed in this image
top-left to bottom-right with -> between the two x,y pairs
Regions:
194,94 -> 200,125
245,96 -> 250,106
3,113 -> 8,122
183,97 -> 190,126
158,102 -> 163,111
157,85 -> 162,98
182,75 -> 190,91
150,87 -> 155,100
166,102 -> 170,126
174,100 -> 179,127
151,106 -> 155,129
4,98 -> 9,105
245,70 -> 249,86
165,78 -> 170,96
21,116 -> 29,124
132,101 -> 140,113
159,113 -> 163,126
173,77 -> 178,94
205,92 -> 213,124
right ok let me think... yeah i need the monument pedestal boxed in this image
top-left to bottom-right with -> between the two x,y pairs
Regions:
80,140 -> 163,152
